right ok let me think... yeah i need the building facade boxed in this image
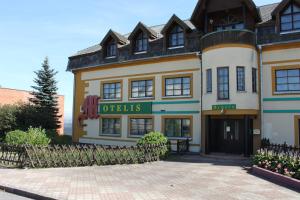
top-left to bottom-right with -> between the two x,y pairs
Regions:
0,88 -> 65,134
68,0 -> 300,155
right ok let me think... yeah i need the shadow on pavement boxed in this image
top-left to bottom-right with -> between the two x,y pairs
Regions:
165,154 -> 251,168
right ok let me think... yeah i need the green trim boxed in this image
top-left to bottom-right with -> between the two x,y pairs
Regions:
152,100 -> 200,105
152,111 -> 200,115
264,110 -> 300,113
263,97 -> 300,102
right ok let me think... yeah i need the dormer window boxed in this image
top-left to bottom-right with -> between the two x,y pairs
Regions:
281,3 -> 300,32
168,25 -> 184,48
135,32 -> 148,53
106,39 -> 117,58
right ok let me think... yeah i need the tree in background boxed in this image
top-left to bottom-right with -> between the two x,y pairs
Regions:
30,57 -> 61,131
0,105 -> 18,136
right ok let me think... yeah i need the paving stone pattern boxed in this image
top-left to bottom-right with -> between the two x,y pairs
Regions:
0,156 -> 299,200
0,190 -> 31,200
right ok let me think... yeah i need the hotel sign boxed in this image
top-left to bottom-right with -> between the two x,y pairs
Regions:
212,104 -> 236,110
99,102 -> 152,114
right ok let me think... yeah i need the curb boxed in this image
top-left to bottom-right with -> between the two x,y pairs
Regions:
251,165 -> 300,192
0,185 -> 57,200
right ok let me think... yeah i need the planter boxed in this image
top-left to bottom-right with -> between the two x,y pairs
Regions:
252,165 -> 300,191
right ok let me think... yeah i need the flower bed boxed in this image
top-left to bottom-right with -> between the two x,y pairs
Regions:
253,143 -> 300,180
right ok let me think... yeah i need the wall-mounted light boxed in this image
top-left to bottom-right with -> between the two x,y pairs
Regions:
209,19 -> 214,24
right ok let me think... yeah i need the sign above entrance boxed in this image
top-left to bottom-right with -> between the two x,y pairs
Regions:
99,102 -> 152,115
212,104 -> 236,111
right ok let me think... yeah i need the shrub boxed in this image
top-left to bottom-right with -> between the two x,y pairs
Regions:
4,130 -> 27,145
137,131 -> 168,146
137,132 -> 169,159
5,127 -> 51,146
47,130 -> 73,145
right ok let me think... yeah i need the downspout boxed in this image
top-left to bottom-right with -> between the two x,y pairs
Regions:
258,45 -> 264,139
197,52 -> 203,153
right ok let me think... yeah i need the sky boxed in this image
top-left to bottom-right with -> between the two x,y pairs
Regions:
0,0 -> 279,123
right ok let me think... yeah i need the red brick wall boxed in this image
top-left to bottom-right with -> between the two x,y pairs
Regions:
0,88 -> 65,134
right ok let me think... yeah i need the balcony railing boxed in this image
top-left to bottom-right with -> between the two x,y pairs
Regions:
200,29 -> 256,51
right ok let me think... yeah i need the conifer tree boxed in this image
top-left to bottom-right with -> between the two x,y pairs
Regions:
30,57 -> 61,131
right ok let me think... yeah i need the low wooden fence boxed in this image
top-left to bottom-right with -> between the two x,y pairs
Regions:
0,142 -> 168,168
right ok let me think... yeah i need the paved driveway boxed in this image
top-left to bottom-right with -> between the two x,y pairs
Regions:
0,190 -> 31,200
0,155 -> 298,200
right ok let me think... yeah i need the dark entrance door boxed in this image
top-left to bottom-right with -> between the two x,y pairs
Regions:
209,119 -> 244,154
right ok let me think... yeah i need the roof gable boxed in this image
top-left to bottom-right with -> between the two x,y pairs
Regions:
128,22 -> 158,40
272,0 -> 300,17
191,0 -> 261,29
161,14 -> 192,34
100,29 -> 128,46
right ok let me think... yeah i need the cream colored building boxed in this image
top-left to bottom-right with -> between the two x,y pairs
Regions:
68,0 -> 300,156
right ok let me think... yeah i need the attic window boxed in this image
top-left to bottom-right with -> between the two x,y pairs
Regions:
168,25 -> 184,48
281,3 -> 300,32
135,32 -> 148,53
106,39 -> 117,58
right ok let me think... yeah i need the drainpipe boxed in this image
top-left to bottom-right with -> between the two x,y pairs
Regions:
258,45 -> 264,139
197,52 -> 203,153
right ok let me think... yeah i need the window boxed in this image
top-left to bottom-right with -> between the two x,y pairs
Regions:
252,68 -> 257,93
214,15 -> 245,31
135,32 -> 148,52
164,118 -> 191,138
281,3 -> 300,32
129,118 -> 153,136
215,23 -> 245,31
131,79 -> 153,99
164,76 -> 191,97
168,25 -> 184,47
217,67 -> 229,100
103,82 -> 121,100
236,67 -> 245,91
275,68 -> 300,92
206,69 -> 212,93
101,118 -> 121,136
106,39 -> 117,57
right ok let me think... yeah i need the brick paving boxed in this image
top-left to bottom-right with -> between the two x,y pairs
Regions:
0,155 -> 299,200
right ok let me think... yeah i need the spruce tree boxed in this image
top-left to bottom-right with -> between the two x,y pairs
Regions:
30,57 -> 61,131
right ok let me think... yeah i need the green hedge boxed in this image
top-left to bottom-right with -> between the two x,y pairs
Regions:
5,127 -> 51,146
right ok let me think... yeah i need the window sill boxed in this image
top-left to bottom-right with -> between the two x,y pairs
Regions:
129,97 -> 154,101
216,99 -> 230,102
274,91 -> 300,95
105,56 -> 117,59
101,99 -> 122,102
128,135 -> 144,139
168,46 -> 184,50
280,30 -> 300,35
134,51 -> 147,55
162,95 -> 192,99
167,137 -> 192,141
99,134 -> 121,138
237,91 -> 247,93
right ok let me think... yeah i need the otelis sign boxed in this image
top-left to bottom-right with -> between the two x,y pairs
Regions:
78,96 -> 153,126
99,102 -> 152,114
